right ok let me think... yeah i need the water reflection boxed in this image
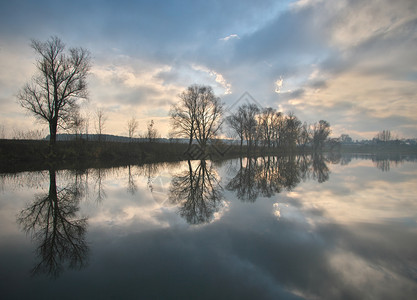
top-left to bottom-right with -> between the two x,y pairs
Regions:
17,169 -> 88,278
311,153 -> 330,183
1,154 -> 416,299
2,153 -> 414,282
92,167 -> 107,202
371,154 -> 409,172
169,160 -> 223,224
332,153 -> 417,172
226,154 -> 330,202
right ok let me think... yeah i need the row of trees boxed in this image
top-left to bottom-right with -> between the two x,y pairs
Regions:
71,110 -> 158,142
226,104 -> 331,151
17,36 -> 329,152
170,84 -> 331,152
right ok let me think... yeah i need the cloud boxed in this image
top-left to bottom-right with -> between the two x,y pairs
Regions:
219,34 -> 240,41
191,64 -> 232,94
226,0 -> 417,138
274,76 -> 283,93
0,0 -> 416,139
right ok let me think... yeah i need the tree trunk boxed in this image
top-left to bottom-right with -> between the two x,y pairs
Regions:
188,134 -> 193,151
49,118 -> 58,154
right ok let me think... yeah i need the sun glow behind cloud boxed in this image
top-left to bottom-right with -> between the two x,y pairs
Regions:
191,64 -> 232,95
274,76 -> 283,93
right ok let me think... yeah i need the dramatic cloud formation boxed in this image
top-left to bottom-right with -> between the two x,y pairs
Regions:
0,0 -> 416,139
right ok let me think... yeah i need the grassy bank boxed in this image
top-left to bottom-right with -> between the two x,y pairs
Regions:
0,139 -> 190,172
0,139 -> 248,172
339,143 -> 417,154
1,139 -> 416,173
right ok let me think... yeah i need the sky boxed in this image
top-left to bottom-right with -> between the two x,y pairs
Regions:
0,0 -> 416,140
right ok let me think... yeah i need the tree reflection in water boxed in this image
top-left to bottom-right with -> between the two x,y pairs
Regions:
168,155 -> 330,223
311,153 -> 330,183
226,157 -> 259,202
227,155 -> 331,202
169,160 -> 223,225
17,169 -> 88,278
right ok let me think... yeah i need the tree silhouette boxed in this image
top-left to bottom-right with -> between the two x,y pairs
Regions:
17,169 -> 88,277
226,157 -> 259,202
226,109 -> 245,149
169,160 -> 223,224
170,85 -> 223,152
127,116 -> 139,141
312,120 -> 331,151
18,36 -> 90,148
227,155 -> 329,202
95,108 -> 107,142
146,119 -> 158,142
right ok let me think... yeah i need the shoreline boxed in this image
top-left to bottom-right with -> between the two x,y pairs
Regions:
1,139 -> 416,173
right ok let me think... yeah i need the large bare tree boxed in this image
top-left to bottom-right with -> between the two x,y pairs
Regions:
170,85 -> 199,149
192,86 -> 223,151
18,36 -> 91,147
170,85 -> 223,151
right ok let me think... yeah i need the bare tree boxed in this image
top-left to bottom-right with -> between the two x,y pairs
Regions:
271,111 -> 283,148
95,108 -> 107,142
69,111 -> 85,140
241,104 -> 260,149
375,130 -> 391,142
170,85 -> 223,151
84,112 -> 90,141
192,86 -> 223,151
127,116 -> 139,140
281,112 -> 301,150
170,85 -> 199,149
258,107 -> 282,149
18,36 -> 91,148
226,109 -> 245,149
227,104 -> 260,150
312,120 -> 331,151
297,122 -> 311,148
340,134 -> 353,144
146,119 -> 158,142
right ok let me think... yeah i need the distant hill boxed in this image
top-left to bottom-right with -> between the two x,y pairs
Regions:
43,134 -> 239,145
44,134 -> 188,143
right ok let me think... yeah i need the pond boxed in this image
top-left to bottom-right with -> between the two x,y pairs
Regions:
1,154 -> 416,299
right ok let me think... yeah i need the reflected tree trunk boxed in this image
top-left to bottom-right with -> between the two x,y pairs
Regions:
227,155 -> 330,202
169,160 -> 223,224
17,169 -> 88,278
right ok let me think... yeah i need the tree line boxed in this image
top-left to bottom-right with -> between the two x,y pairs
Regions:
170,84 -> 331,153
17,36 -> 330,154
225,104 -> 331,152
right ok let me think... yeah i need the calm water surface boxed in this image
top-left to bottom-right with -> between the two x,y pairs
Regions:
1,154 -> 416,299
